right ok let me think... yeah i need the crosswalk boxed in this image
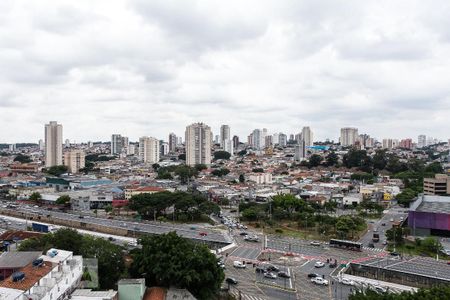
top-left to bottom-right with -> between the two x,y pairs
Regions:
229,288 -> 268,300
362,246 -> 386,253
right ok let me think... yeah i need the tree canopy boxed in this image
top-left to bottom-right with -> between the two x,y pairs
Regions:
14,154 -> 32,163
46,165 -> 69,176
213,151 -> 231,160
130,232 -> 224,300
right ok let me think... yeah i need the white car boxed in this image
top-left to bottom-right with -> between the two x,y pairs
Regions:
310,241 -> 321,246
311,277 -> 329,285
339,278 -> 355,286
233,261 -> 246,268
314,261 -> 325,268
264,272 -> 277,279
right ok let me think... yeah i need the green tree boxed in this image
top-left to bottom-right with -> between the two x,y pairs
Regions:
56,195 -> 71,205
396,188 -> 417,207
130,232 -> 224,300
214,151 -> 231,160
308,154 -> 323,168
46,165 -> 69,176
29,192 -> 42,202
372,149 -> 388,170
421,237 -> 442,254
178,153 -> 186,160
174,165 -> 198,184
252,168 -> 264,173
325,151 -> 339,167
194,164 -> 207,172
386,227 -> 406,245
211,168 -> 230,177
14,154 -> 32,163
239,174 -> 245,183
424,162 -> 443,174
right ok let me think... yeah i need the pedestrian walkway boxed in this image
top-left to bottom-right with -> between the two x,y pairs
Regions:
229,289 -> 268,300
362,246 -> 386,253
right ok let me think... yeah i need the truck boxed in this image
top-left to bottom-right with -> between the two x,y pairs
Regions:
32,222 -> 49,233
372,233 -> 380,243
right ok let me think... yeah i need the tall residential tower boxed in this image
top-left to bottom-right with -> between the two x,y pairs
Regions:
185,123 -> 212,166
45,121 -> 63,167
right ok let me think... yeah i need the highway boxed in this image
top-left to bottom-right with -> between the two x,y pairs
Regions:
0,203 -> 232,246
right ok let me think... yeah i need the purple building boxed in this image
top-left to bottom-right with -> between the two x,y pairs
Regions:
408,194 -> 450,236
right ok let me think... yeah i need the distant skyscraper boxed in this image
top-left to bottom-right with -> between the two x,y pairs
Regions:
252,129 -> 263,150
185,123 -> 212,166
399,139 -> 413,149
265,135 -> 273,148
418,135 -> 426,148
65,139 -> 70,148
45,121 -> 63,167
111,134 -> 122,155
9,144 -> 16,152
273,133 -> 280,145
294,140 -> 306,161
220,125 -> 232,153
64,150 -> 85,173
232,135 -> 239,150
340,127 -> 359,146
289,134 -> 295,143
38,139 -> 44,151
169,133 -> 177,153
87,141 -> 94,148
160,141 -> 169,156
139,136 -> 160,163
279,133 -> 287,147
301,126 -> 314,147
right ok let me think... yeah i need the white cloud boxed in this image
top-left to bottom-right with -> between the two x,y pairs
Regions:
0,0 -> 449,143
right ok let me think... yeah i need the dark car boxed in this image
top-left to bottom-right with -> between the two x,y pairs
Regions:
307,273 -> 320,278
256,267 -> 265,273
381,223 -> 386,226
240,232 -> 248,236
278,271 -> 290,278
367,243 -> 375,248
226,277 -> 238,285
266,265 -> 280,272
390,251 -> 400,256
329,262 -> 337,268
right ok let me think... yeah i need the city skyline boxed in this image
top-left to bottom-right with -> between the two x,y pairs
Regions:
1,1 -> 450,143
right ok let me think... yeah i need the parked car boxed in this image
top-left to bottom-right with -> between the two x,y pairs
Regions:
367,243 -> 375,248
311,277 -> 329,285
382,240 -> 388,245
307,273 -> 321,278
329,261 -> 337,268
278,271 -> 290,278
310,241 -> 321,246
264,272 -> 277,279
314,261 -> 325,268
266,265 -> 280,272
256,267 -> 265,273
240,232 -> 248,236
199,232 -> 208,236
225,277 -> 238,285
233,261 -> 246,268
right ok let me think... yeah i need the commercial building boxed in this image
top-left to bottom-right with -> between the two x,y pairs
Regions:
45,121 -> 63,167
340,127 -> 358,147
139,136 -> 160,164
185,123 -> 212,166
423,174 -> 450,195
64,150 -> 85,174
168,133 -> 177,153
408,194 -> 450,236
124,186 -> 165,200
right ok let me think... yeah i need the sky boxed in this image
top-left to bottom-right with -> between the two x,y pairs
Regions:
0,0 -> 449,144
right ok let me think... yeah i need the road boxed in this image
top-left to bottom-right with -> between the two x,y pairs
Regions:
0,204 -> 231,245
358,207 -> 408,249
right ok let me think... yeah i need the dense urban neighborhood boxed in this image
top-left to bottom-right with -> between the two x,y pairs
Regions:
0,123 -> 449,300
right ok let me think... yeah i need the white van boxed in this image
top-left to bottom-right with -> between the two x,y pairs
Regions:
233,261 -> 246,268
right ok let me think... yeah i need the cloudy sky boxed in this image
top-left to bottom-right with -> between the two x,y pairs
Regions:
1,0 -> 449,143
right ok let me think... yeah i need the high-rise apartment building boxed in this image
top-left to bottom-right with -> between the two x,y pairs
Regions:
111,134 -> 123,155
265,135 -> 273,148
417,135 -> 426,148
399,139 -> 413,149
279,133 -> 287,147
169,133 -> 177,153
160,141 -> 169,156
65,139 -> 70,148
232,135 -> 239,150
139,136 -> 160,164
38,139 -> 44,151
185,123 -> 212,166
301,126 -> 314,147
294,140 -> 306,161
45,121 -> 63,167
252,129 -> 263,150
220,125 -> 233,153
340,127 -> 359,147
273,133 -> 280,145
64,150 -> 85,173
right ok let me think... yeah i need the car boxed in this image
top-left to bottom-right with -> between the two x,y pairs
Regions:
310,241 -> 321,246
311,277 -> 329,285
390,218 -> 394,222
264,272 -> 277,279
367,243 -> 375,248
199,232 -> 207,236
217,262 -> 225,269
373,285 -> 387,293
382,240 -> 387,245
190,226 -> 196,230
307,273 -> 321,278
329,262 -> 337,268
390,251 -> 400,256
233,261 -> 246,268
278,271 -> 290,278
373,228 -> 378,232
256,267 -> 265,273
265,265 -> 280,272
314,261 -> 325,268
225,277 -> 238,285
240,232 -> 248,236
339,278 -> 355,286
400,217 -> 404,221
381,223 -> 386,226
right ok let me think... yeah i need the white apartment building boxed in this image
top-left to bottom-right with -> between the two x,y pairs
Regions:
138,136 -> 160,164
185,123 -> 212,166
340,127 -> 359,147
64,150 -> 85,174
45,121 -> 63,168
249,173 -> 273,185
220,125 -> 233,154
0,249 -> 83,300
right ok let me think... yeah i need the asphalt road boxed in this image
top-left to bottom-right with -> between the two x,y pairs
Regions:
0,205 -> 231,244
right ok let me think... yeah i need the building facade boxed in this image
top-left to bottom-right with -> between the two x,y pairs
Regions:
340,127 -> 359,147
185,123 -> 212,166
64,150 -> 86,174
138,136 -> 160,164
45,121 -> 63,167
301,126 -> 314,147
423,174 -> 450,195
168,133 -> 177,153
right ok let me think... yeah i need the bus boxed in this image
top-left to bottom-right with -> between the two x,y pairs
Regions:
329,239 -> 362,251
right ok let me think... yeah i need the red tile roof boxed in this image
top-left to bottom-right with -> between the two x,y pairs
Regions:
144,287 -> 166,300
0,261 -> 54,291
